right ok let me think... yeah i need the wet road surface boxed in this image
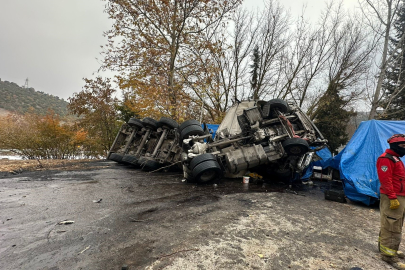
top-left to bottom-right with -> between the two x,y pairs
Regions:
0,160 -> 395,269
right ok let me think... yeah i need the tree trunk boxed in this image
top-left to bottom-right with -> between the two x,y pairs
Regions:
168,0 -> 178,120
368,1 -> 392,120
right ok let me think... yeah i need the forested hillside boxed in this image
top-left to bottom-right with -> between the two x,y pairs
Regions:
0,80 -> 68,116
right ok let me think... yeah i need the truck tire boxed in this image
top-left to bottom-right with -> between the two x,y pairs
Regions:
108,153 -> 117,162
262,103 -> 271,119
189,153 -> 217,171
122,154 -> 138,165
179,119 -> 200,132
128,118 -> 144,129
180,125 -> 204,143
142,117 -> 158,130
263,99 -> 290,118
158,117 -> 179,129
275,167 -> 293,181
192,160 -> 223,184
110,153 -> 124,163
282,138 -> 309,156
141,159 -> 162,172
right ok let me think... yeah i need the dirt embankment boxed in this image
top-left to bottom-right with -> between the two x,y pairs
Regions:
0,159 -> 106,174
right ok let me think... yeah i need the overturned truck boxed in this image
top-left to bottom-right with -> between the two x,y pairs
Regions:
108,117 -> 182,171
108,99 -> 328,183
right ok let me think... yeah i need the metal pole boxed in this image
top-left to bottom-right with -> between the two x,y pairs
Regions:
135,129 -> 151,157
152,129 -> 168,157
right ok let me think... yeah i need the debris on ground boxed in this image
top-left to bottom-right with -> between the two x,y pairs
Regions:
129,217 -> 148,222
93,199 -> 102,203
249,172 -> 263,180
78,246 -> 91,255
57,220 -> 75,225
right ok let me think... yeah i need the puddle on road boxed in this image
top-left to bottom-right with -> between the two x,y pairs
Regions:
144,171 -> 292,196
212,180 -> 285,194
111,163 -> 311,196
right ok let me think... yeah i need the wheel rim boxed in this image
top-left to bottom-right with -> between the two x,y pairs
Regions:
289,146 -> 304,155
199,170 -> 216,182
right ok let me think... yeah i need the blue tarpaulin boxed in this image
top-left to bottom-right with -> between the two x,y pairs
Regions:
301,147 -> 333,180
332,120 -> 405,205
203,124 -> 219,138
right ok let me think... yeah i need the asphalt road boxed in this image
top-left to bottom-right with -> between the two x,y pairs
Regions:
0,160 -> 397,270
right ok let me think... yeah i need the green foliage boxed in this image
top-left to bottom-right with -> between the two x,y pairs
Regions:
314,83 -> 357,154
380,1 -> 405,119
115,96 -> 138,123
0,80 -> 68,116
68,77 -> 123,155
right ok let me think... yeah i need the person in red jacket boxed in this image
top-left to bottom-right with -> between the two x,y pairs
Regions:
378,134 -> 405,269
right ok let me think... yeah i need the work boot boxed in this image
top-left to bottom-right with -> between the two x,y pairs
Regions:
398,251 -> 405,259
381,255 -> 405,269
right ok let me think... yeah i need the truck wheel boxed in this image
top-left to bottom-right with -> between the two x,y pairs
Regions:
192,160 -> 223,184
141,159 -> 162,172
263,99 -> 290,118
179,119 -> 200,132
275,167 -> 293,181
122,154 -> 138,166
129,158 -> 140,168
262,103 -> 271,119
128,118 -> 144,129
268,99 -> 290,113
137,156 -> 147,166
108,153 -> 118,162
121,154 -> 131,165
282,138 -> 309,156
142,117 -> 158,130
110,153 -> 124,163
189,153 -> 217,171
180,125 -> 204,143
158,117 -> 179,129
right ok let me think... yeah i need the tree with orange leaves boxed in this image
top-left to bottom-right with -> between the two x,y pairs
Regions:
100,0 -> 242,121
0,111 -> 95,159
68,77 -> 122,154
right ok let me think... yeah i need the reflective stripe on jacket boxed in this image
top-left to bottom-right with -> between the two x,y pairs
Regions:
377,149 -> 405,200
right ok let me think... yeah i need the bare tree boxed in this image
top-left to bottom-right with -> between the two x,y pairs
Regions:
176,7 -> 259,123
252,0 -> 290,100
358,0 -> 401,119
308,15 -> 378,120
174,0 -> 378,123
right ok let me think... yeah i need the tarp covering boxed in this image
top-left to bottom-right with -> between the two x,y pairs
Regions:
333,120 -> 405,205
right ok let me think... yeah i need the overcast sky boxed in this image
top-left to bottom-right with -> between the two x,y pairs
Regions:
0,0 -> 358,101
